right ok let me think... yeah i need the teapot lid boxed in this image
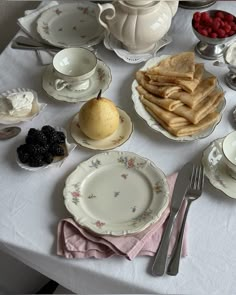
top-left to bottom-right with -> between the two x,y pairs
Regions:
124,0 -> 155,6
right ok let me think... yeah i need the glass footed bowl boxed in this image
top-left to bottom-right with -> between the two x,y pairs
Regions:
192,10 -> 236,60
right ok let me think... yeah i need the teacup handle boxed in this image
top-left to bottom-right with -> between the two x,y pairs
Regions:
54,79 -> 68,91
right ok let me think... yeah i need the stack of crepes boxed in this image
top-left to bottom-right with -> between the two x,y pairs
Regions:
135,52 -> 224,137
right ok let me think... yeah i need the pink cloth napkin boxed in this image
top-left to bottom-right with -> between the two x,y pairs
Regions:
57,173 -> 187,260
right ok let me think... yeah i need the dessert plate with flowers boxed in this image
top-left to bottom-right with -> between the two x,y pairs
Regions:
70,107 -> 133,151
36,2 -> 104,48
0,88 -> 46,124
131,55 -> 226,142
63,151 -> 169,236
16,127 -> 76,172
42,59 -> 112,103
202,137 -> 236,199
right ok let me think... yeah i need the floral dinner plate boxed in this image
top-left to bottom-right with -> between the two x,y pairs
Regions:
63,151 -> 169,236
131,55 -> 226,142
70,108 -> 133,151
37,2 -> 104,48
42,59 -> 112,103
202,137 -> 236,199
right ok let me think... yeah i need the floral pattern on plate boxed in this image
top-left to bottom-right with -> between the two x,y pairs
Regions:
70,108 -> 133,151
42,59 -> 112,103
202,137 -> 236,199
37,2 -> 104,48
63,151 -> 169,236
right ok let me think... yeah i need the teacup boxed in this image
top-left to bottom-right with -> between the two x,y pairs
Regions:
220,131 -> 236,179
52,48 -> 97,92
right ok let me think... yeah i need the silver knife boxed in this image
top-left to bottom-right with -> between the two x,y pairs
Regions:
151,161 -> 194,276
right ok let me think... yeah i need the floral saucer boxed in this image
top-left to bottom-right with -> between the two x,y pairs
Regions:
70,108 -> 133,151
202,137 -> 236,199
63,151 -> 169,236
37,2 -> 104,48
42,59 -> 112,103
104,33 -> 172,64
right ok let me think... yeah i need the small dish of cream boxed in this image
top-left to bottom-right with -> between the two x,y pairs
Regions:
225,42 -> 236,67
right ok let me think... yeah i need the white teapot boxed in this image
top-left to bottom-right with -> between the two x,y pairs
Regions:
97,0 -> 179,54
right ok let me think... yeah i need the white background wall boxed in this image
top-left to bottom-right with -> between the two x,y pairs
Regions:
0,1 -> 50,293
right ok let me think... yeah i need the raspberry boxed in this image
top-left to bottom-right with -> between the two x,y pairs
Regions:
210,32 -> 218,38
225,14 -> 234,22
193,12 -> 201,22
217,28 -> 226,38
215,11 -> 225,19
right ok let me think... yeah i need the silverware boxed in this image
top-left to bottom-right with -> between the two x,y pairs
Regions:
0,126 -> 21,140
167,164 -> 204,276
151,162 -> 194,276
13,36 -> 60,51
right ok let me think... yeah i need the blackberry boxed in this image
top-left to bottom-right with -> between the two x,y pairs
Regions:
43,153 -> 54,164
41,125 -> 56,135
47,131 -> 59,144
17,144 -> 29,154
49,144 -> 65,156
18,151 -> 30,164
34,131 -> 48,146
25,135 -> 35,145
28,155 -> 44,167
27,128 -> 38,138
56,131 -> 66,144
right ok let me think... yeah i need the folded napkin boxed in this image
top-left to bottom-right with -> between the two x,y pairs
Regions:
17,1 -> 59,41
57,173 -> 188,260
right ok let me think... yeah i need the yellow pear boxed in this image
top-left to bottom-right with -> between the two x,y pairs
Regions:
79,90 -> 119,140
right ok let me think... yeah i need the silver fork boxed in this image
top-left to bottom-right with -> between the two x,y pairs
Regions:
167,164 -> 204,276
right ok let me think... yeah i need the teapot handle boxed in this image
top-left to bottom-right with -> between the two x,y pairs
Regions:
97,3 -> 116,31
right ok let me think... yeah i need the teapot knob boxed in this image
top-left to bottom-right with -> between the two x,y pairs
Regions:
97,3 -> 116,32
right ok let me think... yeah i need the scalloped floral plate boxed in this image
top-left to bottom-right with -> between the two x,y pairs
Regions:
37,2 -> 104,48
131,55 -> 226,142
63,151 -> 169,236
70,108 -> 133,151
202,137 -> 236,199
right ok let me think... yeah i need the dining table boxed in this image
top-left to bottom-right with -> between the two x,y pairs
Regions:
1,1 -> 236,294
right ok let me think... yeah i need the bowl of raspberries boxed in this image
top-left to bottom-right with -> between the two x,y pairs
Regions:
192,10 -> 236,59
16,125 -> 76,171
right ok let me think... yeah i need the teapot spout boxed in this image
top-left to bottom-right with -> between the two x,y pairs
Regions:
96,3 -> 116,32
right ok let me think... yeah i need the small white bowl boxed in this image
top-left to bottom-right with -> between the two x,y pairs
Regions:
16,127 -> 76,172
0,88 -> 46,125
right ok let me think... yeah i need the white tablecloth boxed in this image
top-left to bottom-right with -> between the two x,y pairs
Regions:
1,2 -> 236,294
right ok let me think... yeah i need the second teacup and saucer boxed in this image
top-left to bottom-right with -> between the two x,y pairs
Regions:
202,132 -> 236,199
42,47 -> 112,103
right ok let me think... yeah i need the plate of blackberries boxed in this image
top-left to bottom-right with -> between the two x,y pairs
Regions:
16,125 -> 76,171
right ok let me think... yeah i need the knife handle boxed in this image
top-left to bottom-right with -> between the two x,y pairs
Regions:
152,212 -> 176,276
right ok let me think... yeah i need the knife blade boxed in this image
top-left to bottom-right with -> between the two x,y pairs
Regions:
151,161 -> 194,276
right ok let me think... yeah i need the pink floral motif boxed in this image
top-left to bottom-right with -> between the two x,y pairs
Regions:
95,220 -> 105,228
119,116 -> 124,123
71,191 -> 80,197
121,174 -> 128,179
127,158 -> 135,168
55,9 -> 62,15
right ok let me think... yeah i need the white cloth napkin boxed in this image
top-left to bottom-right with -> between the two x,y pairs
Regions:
17,1 -> 59,41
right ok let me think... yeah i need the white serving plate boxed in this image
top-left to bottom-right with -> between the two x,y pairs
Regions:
0,88 -> 46,124
63,151 -> 169,236
70,107 -> 133,151
37,2 -> 104,48
131,55 -> 226,142
16,127 -> 76,172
